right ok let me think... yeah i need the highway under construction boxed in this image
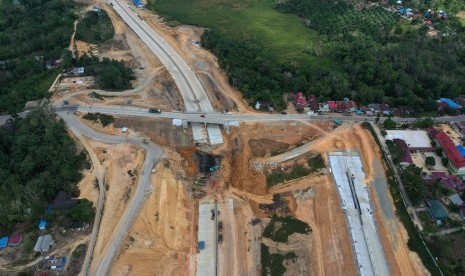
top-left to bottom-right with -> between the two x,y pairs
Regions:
328,150 -> 390,276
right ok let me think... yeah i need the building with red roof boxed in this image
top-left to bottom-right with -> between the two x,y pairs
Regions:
433,131 -> 465,175
307,94 -> 318,111
393,139 -> 413,167
294,92 -> 307,107
328,101 -> 338,112
7,234 -> 22,246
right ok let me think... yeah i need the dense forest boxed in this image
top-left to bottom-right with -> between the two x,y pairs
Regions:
74,55 -> 135,90
0,1 -> 133,113
0,0 -> 78,113
0,107 -> 87,234
75,10 -> 115,44
201,0 -> 465,112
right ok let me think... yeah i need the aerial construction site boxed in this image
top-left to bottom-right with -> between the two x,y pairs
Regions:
0,0 -> 433,275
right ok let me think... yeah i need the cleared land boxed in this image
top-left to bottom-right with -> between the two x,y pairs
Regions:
110,164 -> 194,275
150,0 -> 334,67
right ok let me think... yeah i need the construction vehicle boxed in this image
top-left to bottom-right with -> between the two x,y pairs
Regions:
142,139 -> 148,144
210,164 -> 221,172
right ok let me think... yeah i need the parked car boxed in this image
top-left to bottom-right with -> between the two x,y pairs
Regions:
200,114 -> 206,118
281,112 -> 287,115
148,108 -> 161,114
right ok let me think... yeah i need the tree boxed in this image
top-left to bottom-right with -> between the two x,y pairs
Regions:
69,199 -> 95,223
425,156 -> 436,167
383,117 -> 396,130
400,166 -> 425,206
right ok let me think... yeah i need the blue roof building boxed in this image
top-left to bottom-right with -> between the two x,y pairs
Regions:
0,236 -> 8,249
39,219 -> 47,230
132,0 -> 143,8
457,145 -> 465,157
440,98 -> 461,109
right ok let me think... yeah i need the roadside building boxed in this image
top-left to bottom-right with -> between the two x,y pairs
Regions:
432,131 -> 465,175
368,104 -> 381,114
307,94 -> 318,111
39,219 -> 47,230
318,102 -> 330,113
7,234 -> 22,246
425,199 -> 448,225
132,0 -> 143,8
294,92 -> 307,107
34,234 -> 54,252
386,130 -> 434,152
393,139 -> 413,167
336,98 -> 357,113
44,256 -> 67,270
449,193 -> 464,206
328,101 -> 338,112
439,98 -> 461,109
0,237 -> 8,250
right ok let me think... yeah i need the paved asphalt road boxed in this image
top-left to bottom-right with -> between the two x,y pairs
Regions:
2,105 -> 465,126
57,112 -> 164,276
73,105 -> 465,124
111,0 -> 223,143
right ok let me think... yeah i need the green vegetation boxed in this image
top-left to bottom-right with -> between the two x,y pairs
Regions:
425,156 -> 436,167
74,55 -> 135,90
266,165 -> 309,187
261,244 -> 297,276
307,154 -> 325,172
383,117 -> 397,130
263,215 -> 311,243
361,122 -> 442,276
0,107 -> 86,234
386,140 -> 402,163
75,10 -> 115,44
0,0 -> 78,113
69,199 -> 95,223
152,0 -> 465,113
425,232 -> 465,275
414,118 -> 435,129
82,112 -> 115,127
400,166 -> 425,206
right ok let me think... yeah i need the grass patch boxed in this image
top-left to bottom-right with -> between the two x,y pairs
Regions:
266,165 -> 309,188
75,10 -> 115,44
150,0 -> 334,68
263,215 -> 311,243
82,112 -> 114,127
261,244 -> 297,276
425,231 -> 465,275
361,122 -> 442,276
307,154 -> 325,172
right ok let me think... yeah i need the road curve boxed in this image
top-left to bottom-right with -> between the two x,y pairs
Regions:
57,112 -> 164,276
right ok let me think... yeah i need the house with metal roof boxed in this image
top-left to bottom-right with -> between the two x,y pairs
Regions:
426,199 -> 448,225
432,131 -> 465,175
8,234 -> 22,246
0,237 -> 8,249
449,193 -> 464,206
34,234 -> 54,252
44,256 -> 67,270
440,98 -> 461,109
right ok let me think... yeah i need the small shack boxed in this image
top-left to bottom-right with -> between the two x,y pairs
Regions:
426,199 -> 448,225
0,237 -> 8,250
39,219 -> 47,230
34,234 -> 54,252
449,194 -> 464,206
8,235 -> 22,246
51,191 -> 79,210
44,256 -> 67,270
